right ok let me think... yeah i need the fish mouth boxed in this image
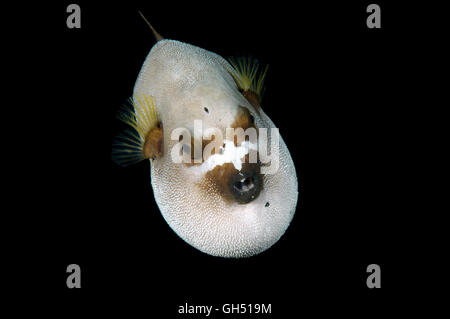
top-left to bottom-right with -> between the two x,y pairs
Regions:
229,163 -> 263,204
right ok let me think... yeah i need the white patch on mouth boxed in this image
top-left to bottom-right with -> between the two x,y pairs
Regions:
189,140 -> 257,174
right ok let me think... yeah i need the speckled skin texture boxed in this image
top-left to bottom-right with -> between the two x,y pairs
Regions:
133,40 -> 298,257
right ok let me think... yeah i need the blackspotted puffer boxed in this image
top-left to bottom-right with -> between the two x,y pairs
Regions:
112,23 -> 298,258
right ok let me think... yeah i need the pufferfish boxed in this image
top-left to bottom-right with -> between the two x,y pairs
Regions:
112,18 -> 298,258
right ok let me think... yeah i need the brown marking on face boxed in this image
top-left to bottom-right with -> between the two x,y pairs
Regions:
199,159 -> 263,205
143,123 -> 163,160
230,106 -> 258,146
231,106 -> 255,130
242,90 -> 261,115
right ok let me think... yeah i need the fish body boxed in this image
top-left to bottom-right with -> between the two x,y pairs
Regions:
114,38 -> 298,258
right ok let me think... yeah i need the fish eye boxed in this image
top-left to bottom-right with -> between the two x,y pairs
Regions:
204,107 -> 209,113
249,114 -> 255,124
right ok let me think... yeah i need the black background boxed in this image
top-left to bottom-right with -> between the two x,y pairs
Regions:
12,0 -> 445,317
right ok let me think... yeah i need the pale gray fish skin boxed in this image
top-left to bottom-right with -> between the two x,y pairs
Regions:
133,39 -> 298,258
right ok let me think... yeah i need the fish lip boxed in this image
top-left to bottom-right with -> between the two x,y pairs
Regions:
229,163 -> 263,205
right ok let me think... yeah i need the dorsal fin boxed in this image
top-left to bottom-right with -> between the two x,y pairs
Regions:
138,11 -> 164,42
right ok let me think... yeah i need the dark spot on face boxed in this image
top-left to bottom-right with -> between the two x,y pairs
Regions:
234,177 -> 253,193
231,171 -> 262,204
200,161 -> 263,205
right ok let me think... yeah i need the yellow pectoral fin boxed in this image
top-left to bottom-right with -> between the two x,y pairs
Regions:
112,95 -> 163,167
228,56 -> 269,102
